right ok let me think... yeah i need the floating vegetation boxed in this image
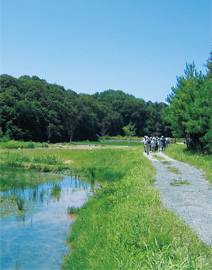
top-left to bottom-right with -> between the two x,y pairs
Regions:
0,196 -> 37,219
168,167 -> 181,174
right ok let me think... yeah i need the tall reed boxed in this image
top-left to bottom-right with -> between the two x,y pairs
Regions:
16,198 -> 24,210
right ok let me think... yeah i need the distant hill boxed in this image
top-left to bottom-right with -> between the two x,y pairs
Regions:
0,74 -> 171,142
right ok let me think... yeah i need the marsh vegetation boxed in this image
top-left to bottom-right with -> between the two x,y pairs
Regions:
1,142 -> 212,269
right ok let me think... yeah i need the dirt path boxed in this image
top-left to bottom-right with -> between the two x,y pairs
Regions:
144,151 -> 212,246
50,144 -> 131,150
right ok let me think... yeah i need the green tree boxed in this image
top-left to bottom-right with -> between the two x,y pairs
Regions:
122,121 -> 136,144
166,58 -> 212,153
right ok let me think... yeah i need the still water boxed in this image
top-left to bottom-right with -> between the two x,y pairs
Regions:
0,170 -> 98,270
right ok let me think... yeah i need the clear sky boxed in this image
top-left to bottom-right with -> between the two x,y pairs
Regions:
0,0 -> 211,102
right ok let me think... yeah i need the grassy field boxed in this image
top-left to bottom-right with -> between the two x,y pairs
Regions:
0,140 -> 48,149
165,144 -> 212,184
1,142 -> 212,269
61,147 -> 212,269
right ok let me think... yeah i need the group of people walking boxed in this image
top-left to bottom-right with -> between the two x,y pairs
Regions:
142,136 -> 171,155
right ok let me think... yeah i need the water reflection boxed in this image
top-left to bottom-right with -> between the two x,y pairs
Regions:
51,184 -> 61,201
0,171 -> 99,270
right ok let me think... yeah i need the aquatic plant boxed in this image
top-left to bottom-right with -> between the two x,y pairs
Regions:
16,198 -> 24,211
67,206 -> 80,214
42,166 -> 51,172
51,184 -> 61,200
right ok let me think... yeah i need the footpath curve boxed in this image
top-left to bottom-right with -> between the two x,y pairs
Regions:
144,151 -> 212,246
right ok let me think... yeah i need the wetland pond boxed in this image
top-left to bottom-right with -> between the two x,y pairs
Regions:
0,167 -> 98,270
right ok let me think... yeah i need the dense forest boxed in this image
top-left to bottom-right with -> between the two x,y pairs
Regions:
0,52 -> 211,153
0,75 -> 171,142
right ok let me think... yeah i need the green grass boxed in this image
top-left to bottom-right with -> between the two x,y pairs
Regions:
60,140 -> 142,146
162,161 -> 172,165
62,148 -> 212,269
0,140 -> 48,149
0,149 -> 65,173
166,144 -> 212,184
61,148 -> 139,182
1,142 -> 212,269
152,155 -> 166,160
168,167 -> 181,174
170,179 -> 191,186
67,206 -> 81,215
0,165 -> 63,191
0,147 -> 140,184
50,184 -> 61,200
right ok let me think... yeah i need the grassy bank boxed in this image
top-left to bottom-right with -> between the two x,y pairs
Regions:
0,140 -> 48,149
1,143 -> 211,268
62,148 -> 212,269
165,144 -> 212,184
0,147 -> 138,182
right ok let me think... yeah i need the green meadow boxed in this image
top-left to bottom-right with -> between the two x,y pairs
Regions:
0,142 -> 212,269
165,144 -> 212,184
61,146 -> 212,269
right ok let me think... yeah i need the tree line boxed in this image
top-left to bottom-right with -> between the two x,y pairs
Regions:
0,52 -> 211,153
0,75 -> 171,143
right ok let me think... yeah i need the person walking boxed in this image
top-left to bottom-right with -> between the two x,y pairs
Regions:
161,136 -> 166,152
157,137 -> 161,151
151,137 -> 157,152
144,136 -> 149,155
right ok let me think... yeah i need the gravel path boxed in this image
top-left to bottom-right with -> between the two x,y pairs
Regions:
145,151 -> 212,246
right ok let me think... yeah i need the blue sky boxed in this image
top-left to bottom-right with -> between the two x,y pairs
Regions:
0,0 -> 211,102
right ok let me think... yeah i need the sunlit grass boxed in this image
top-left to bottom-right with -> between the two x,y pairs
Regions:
0,148 -> 140,183
170,179 -> 191,186
168,167 -> 181,174
0,165 -> 63,191
62,148 -> 212,269
166,144 -> 212,184
1,142 -> 212,269
0,140 -> 48,149
162,161 -> 172,165
152,155 -> 166,160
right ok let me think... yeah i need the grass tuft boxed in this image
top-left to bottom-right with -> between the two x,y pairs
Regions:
162,161 -> 172,165
168,167 -> 181,174
153,155 -> 166,161
170,179 -> 191,186
67,206 -> 80,214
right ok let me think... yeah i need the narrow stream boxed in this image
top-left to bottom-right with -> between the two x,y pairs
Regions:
0,169 -> 98,270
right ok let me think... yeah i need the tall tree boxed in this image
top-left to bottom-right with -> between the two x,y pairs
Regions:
165,58 -> 212,153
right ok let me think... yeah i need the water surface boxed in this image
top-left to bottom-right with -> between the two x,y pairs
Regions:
0,169 -> 97,270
